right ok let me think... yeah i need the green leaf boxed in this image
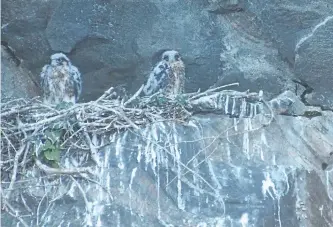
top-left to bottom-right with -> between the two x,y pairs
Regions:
43,148 -> 60,162
50,161 -> 60,168
44,140 -> 52,148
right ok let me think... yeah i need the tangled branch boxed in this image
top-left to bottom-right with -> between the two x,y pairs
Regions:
0,83 -> 273,225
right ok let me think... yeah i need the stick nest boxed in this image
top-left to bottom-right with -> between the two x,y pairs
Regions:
0,83 -> 272,226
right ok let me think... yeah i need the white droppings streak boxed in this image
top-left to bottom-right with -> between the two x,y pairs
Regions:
104,146 -> 110,168
137,144 -> 142,163
207,160 -> 222,190
96,216 -> 102,227
67,182 -> 76,198
283,170 -> 290,195
119,181 -> 125,194
260,131 -> 268,161
193,156 -> 200,196
144,127 -> 152,171
129,167 -> 138,214
85,214 -> 93,227
226,142 -> 231,163
109,133 -> 116,142
152,122 -> 159,141
295,16 -> 333,53
319,205 -> 324,216
240,213 -> 249,227
1,23 -> 9,29
173,124 -> 185,210
240,98 -> 247,118
231,97 -> 236,115
157,161 -> 161,219
243,118 -> 250,160
196,222 -> 207,227
259,146 -> 264,161
272,154 -> 276,166
144,126 -> 158,174
261,130 -> 268,146
277,198 -> 282,227
225,95 -> 230,114
115,137 -> 124,170
262,173 -> 277,200
326,171 -> 333,200
233,118 -> 238,131
248,117 -> 253,131
151,124 -> 158,173
249,104 -> 254,118
106,173 -> 111,196
116,212 -> 121,227
58,220 -> 64,227
259,90 -> 263,100
92,133 -> 98,147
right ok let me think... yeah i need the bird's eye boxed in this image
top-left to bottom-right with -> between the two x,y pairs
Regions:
175,54 -> 180,60
163,55 -> 169,61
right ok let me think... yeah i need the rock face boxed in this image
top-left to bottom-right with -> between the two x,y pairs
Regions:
2,0 -> 333,106
1,0 -> 222,101
243,0 -> 333,108
1,46 -> 40,101
0,0 -> 295,102
2,0 -> 333,226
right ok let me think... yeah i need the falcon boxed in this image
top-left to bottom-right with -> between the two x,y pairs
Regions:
143,50 -> 185,96
40,53 -> 82,105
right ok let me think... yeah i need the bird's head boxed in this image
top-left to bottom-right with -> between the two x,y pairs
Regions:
50,53 -> 70,67
161,50 -> 182,63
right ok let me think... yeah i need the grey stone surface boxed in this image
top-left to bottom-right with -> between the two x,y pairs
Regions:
2,0 -> 333,226
294,17 -> 333,109
243,0 -> 333,108
2,0 -> 303,103
2,0 -> 333,106
1,46 -> 40,102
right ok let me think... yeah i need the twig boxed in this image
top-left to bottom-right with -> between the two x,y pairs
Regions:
124,85 -> 144,106
95,87 -> 114,102
93,103 -> 139,130
20,193 -> 33,214
35,159 -> 93,175
189,82 -> 239,100
36,191 -> 48,226
6,143 -> 28,199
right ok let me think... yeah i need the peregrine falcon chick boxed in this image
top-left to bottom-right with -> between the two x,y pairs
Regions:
40,53 -> 82,105
143,50 -> 185,96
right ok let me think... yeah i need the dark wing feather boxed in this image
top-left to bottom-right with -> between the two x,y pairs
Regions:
70,65 -> 82,102
143,61 -> 170,95
40,65 -> 51,96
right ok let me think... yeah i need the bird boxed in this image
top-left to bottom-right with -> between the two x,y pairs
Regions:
40,53 -> 82,105
143,50 -> 185,96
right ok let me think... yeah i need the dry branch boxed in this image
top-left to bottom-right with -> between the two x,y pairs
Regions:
0,83 -> 272,224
